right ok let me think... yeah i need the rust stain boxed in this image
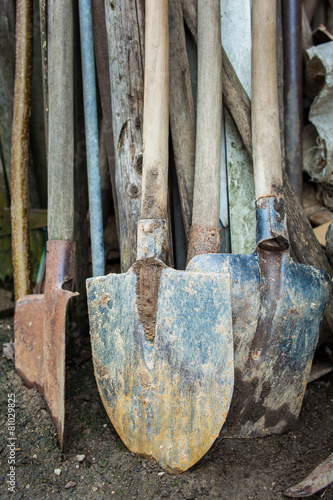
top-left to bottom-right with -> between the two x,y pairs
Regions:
94,357 -> 110,380
94,351 -> 233,472
14,240 -> 78,450
187,224 -> 222,264
133,258 -> 166,342
94,292 -> 111,308
137,363 -> 153,390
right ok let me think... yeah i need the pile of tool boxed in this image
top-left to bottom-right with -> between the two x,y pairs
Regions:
11,0 -> 331,477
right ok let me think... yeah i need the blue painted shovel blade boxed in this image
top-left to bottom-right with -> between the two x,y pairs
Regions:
187,252 -> 330,437
86,264 -> 234,473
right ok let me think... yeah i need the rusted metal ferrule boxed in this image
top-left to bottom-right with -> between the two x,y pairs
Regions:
137,219 -> 168,262
186,224 -> 222,265
44,240 -> 77,293
256,197 -> 289,252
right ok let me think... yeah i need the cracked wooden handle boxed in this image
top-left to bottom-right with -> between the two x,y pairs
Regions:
252,0 -> 283,200
141,0 -> 169,221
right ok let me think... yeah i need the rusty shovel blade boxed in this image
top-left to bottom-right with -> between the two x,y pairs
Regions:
14,240 -> 78,449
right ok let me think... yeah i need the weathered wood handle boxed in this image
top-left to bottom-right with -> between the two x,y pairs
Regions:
169,0 -> 195,242
11,0 -> 33,300
47,0 -> 74,240
141,0 -> 169,220
191,0 -> 222,228
252,0 -> 283,200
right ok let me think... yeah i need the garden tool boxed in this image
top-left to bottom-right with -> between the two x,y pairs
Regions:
86,0 -> 233,473
187,0 -> 330,438
14,0 -> 78,450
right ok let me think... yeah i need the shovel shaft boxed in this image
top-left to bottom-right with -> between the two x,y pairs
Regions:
252,0 -> 283,200
48,0 -> 74,241
192,0 -> 222,228
141,0 -> 169,221
11,0 -> 33,300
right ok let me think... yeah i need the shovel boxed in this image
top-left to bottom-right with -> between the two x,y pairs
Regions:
86,0 -> 234,473
188,0 -> 331,438
14,0 -> 78,449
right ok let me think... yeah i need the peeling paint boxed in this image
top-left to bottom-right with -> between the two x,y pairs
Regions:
86,263 -> 234,472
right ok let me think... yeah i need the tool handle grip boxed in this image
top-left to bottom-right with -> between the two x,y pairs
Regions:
48,0 -> 74,240
252,0 -> 283,200
141,0 -> 169,220
192,0 -> 222,228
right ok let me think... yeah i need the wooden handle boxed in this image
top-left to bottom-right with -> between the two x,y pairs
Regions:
191,0 -> 222,227
11,0 -> 33,300
252,0 -> 283,200
48,0 -> 74,240
141,0 -> 169,220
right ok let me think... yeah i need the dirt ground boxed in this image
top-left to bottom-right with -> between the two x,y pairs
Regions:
1,309 -> 333,499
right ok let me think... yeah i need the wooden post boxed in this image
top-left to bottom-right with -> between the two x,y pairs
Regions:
104,0 -> 144,272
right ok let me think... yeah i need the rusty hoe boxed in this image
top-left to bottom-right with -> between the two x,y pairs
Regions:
14,0 -> 78,450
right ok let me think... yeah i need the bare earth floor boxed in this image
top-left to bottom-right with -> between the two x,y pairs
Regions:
0,316 -> 333,500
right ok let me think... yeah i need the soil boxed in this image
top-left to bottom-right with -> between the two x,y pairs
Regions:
1,311 -> 333,500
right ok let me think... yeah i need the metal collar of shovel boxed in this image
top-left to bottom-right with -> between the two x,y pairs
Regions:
86,0 -> 234,474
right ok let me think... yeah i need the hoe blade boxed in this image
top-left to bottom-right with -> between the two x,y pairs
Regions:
87,264 -> 233,473
14,241 -> 78,449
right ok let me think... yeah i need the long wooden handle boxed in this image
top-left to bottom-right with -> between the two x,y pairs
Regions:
191,0 -> 222,228
11,0 -> 33,300
169,0 -> 195,241
47,0 -> 74,240
252,0 -> 283,200
141,0 -> 169,220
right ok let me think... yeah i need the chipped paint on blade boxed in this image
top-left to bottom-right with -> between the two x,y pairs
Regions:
284,452 -> 333,497
86,265 -> 233,473
187,251 -> 330,438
